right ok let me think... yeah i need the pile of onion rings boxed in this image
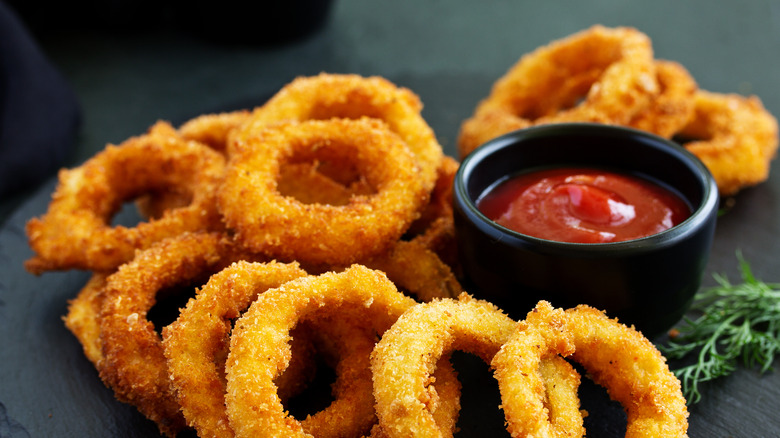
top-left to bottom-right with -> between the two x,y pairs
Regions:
28,73 -> 464,436
28,71 -> 691,437
458,25 -> 778,195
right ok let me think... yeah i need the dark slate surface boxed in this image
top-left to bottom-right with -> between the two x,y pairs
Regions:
2,1 -> 779,436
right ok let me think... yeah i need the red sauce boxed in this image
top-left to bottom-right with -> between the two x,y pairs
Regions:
477,167 -> 691,243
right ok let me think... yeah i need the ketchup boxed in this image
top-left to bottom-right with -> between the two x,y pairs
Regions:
477,167 -> 691,243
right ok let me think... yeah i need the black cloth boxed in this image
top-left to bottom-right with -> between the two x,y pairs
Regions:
0,1 -> 80,198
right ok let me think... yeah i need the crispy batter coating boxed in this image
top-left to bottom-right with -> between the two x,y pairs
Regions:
98,232 -> 255,437
628,60 -> 698,138
236,73 -> 444,193
458,25 -> 658,157
219,118 -> 428,265
492,301 -> 688,437
178,110 -> 252,153
25,121 -> 225,274
161,261 -> 309,438
371,294 -> 583,438
226,265 -> 415,437
407,155 -> 460,275
679,90 -> 779,195
360,239 -> 463,303
63,272 -> 110,367
225,265 -> 418,438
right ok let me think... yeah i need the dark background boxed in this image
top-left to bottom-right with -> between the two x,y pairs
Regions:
1,1 -> 779,436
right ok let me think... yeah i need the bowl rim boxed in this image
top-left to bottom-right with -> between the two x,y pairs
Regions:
454,123 -> 720,255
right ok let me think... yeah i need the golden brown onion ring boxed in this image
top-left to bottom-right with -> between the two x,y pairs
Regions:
25,121 -> 225,274
98,232 -> 256,437
161,260 -> 309,438
178,110 -> 251,153
235,73 -> 443,193
678,90 -> 779,195
360,239 -> 462,303
457,25 -> 658,158
627,60 -> 698,138
63,273 -> 111,367
218,118 -> 428,265
371,294 -> 584,438
492,301 -> 688,437
225,265 -> 418,438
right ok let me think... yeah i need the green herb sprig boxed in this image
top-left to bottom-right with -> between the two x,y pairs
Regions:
660,253 -> 780,404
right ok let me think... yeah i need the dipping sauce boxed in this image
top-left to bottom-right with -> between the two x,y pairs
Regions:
477,167 -> 691,243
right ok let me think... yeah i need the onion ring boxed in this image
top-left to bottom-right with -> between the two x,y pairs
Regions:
161,260 -> 309,438
218,118 -> 428,265
371,294 -> 584,438
360,239 -> 462,303
235,73 -> 443,193
492,301 -> 688,437
225,265 -> 418,438
178,110 -> 251,153
457,25 -> 658,158
98,232 -> 257,437
407,155 -> 460,274
627,60 -> 698,138
25,121 -> 226,274
63,273 -> 110,368
677,90 -> 779,195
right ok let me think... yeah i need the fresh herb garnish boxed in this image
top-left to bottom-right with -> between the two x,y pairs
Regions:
661,253 -> 780,404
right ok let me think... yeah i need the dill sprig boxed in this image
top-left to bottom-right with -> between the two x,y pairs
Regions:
660,253 -> 780,404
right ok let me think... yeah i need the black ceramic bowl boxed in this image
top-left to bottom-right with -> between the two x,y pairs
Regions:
453,123 -> 719,338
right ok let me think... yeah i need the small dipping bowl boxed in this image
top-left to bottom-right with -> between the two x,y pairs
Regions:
453,123 -> 719,338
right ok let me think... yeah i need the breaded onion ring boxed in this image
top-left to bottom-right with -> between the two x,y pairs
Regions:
225,265 -> 418,438
25,121 -> 225,274
161,260 -> 309,438
407,155 -> 460,274
371,294 -> 584,438
98,232 -> 255,437
218,118 -> 428,265
367,355 -> 462,438
63,272 -> 110,367
236,73 -> 443,193
134,111 -> 252,218
360,239 -> 462,303
678,90 -> 779,195
178,110 -> 251,153
492,301 -> 688,437
457,25 -> 658,158
628,60 -> 698,138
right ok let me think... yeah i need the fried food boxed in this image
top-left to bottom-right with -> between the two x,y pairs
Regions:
678,90 -> 779,195
178,110 -> 252,153
458,25 -> 658,158
457,26 -> 778,194
360,239 -> 462,303
25,121 -> 225,274
161,260 -> 309,438
97,232 -> 256,437
492,301 -> 688,437
63,272 -> 110,367
235,73 -> 444,193
407,155 -> 460,274
218,118 -> 429,265
224,265 -> 417,438
371,294 -> 584,438
627,60 -> 697,138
